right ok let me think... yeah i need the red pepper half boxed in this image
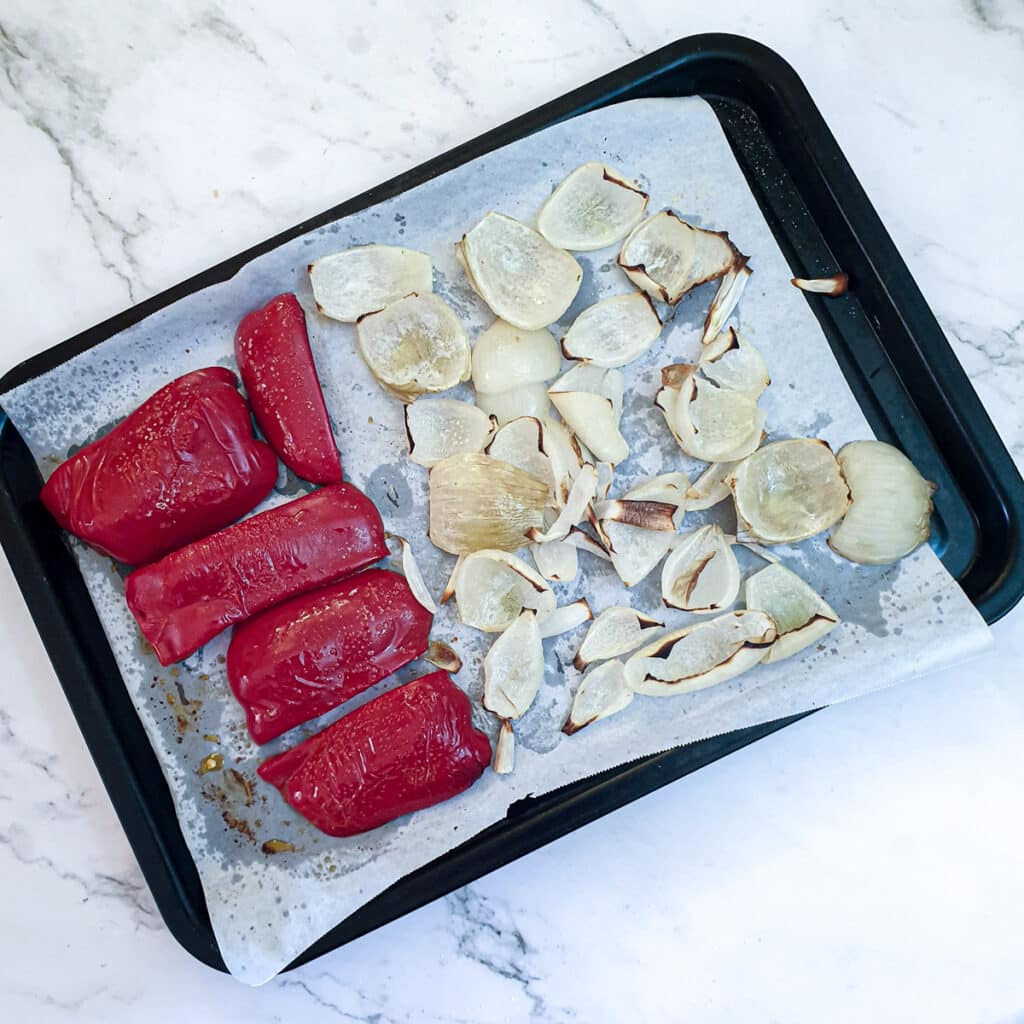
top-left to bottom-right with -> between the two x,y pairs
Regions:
258,671 -> 491,837
235,293 -> 342,485
40,367 -> 277,565
126,484 -> 387,665
227,568 -> 433,744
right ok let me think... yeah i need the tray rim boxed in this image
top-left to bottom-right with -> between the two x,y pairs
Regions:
1,32 -> 1021,975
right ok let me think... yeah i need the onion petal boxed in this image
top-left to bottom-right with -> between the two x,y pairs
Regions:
563,660 -> 634,734
561,292 -> 662,368
549,365 -> 629,465
405,398 -> 495,467
455,549 -> 556,632
701,264 -> 752,346
660,524 -> 739,613
745,562 -> 838,663
574,605 -> 663,670
486,416 -> 554,490
828,441 -> 935,564
457,212 -> 582,330
537,162 -> 649,251
791,273 -> 848,296
476,382 -> 551,426
309,245 -> 432,322
686,461 -> 739,511
527,463 -> 598,544
385,533 -> 438,614
472,320 -> 562,393
603,519 -> 676,587
699,328 -> 770,399
538,598 -> 593,639
531,538 -> 579,582
624,610 -> 777,696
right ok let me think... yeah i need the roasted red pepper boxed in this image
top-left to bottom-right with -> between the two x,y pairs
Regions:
227,568 -> 433,744
126,484 -> 387,665
235,293 -> 342,485
40,367 -> 277,565
259,671 -> 491,837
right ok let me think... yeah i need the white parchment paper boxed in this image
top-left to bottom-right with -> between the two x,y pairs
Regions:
1,98 -> 991,983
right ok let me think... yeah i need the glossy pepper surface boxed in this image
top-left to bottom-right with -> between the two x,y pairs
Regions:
235,293 -> 342,485
258,671 -> 491,837
40,367 -> 277,565
126,484 -> 387,665
227,568 -> 433,744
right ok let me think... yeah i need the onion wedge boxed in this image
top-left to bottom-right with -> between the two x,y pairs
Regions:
356,292 -> 471,401
549,364 -> 628,465
828,441 -> 936,564
791,273 -> 848,296
428,453 -> 548,554
727,439 -> 850,544
472,320 -> 562,394
405,398 -> 494,467
686,461 -> 738,511
538,598 -> 593,639
624,610 -> 777,696
561,292 -> 662,368
618,212 -> 748,305
537,162 -> 648,251
563,660 -> 634,735
701,264 -> 752,345
574,606 -> 663,670
486,416 -> 554,490
457,212 -> 582,330
476,383 -> 551,426
660,524 -> 739,613
745,563 -> 839,663
699,328 -> 770,399
483,610 -> 545,774
385,533 -> 438,614
655,365 -> 765,463
308,245 -> 432,322
455,549 -> 556,632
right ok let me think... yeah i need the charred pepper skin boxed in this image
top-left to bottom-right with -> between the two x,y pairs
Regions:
235,293 -> 343,485
258,671 -> 491,838
227,568 -> 433,744
126,484 -> 388,665
40,367 -> 278,565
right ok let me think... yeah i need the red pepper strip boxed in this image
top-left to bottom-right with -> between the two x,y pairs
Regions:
40,367 -> 277,565
235,293 -> 342,485
259,671 -> 491,837
126,484 -> 387,665
227,568 -> 433,744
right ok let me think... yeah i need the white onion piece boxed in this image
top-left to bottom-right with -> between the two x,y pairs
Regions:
828,441 -> 935,564
424,639 -> 462,674
563,660 -> 634,735
308,245 -> 432,322
483,610 -> 544,774
472,320 -> 562,394
574,606 -> 663,670
356,292 -> 471,400
745,563 -> 838,663
476,383 -> 551,426
728,439 -> 850,544
660,524 -> 739,613
618,212 -> 747,305
439,554 -> 464,604
531,538 -> 579,582
527,463 -> 598,544
455,549 -> 555,632
429,453 -> 548,554
624,472 -> 688,527
791,273 -> 848,296
655,366 -> 765,463
486,416 -> 554,490
699,328 -> 770,399
563,525 -> 612,561
595,499 -> 677,532
457,212 -> 582,330
701,264 -> 752,345
386,534 -> 438,614
405,398 -> 494,467
549,365 -> 628,465
538,598 -> 592,639
536,162 -> 648,251
624,611 -> 777,696
604,520 -> 676,588
685,461 -> 738,511
541,416 -> 584,502
561,292 -> 662,368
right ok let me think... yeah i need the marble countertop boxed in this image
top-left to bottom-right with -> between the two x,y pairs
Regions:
1,1 -> 1022,1020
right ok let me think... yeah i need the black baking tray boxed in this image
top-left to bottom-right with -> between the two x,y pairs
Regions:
2,34 -> 1022,974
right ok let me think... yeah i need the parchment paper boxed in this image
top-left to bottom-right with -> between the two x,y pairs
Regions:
0,98 -> 991,984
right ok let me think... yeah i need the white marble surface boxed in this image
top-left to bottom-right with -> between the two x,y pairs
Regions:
1,0 -> 1022,1019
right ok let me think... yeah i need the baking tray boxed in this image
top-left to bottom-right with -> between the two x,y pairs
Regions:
1,34 -> 1022,974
